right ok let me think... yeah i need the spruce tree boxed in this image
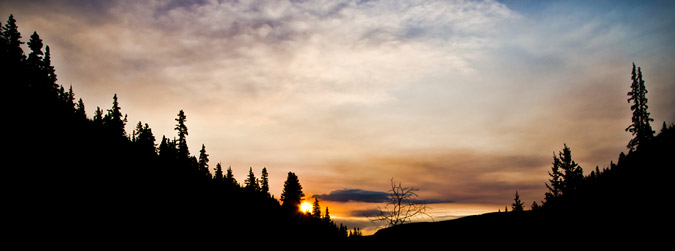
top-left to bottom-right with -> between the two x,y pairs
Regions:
244,167 -> 260,192
75,98 -> 86,119
175,110 -> 189,157
626,63 -> 654,150
225,166 -> 239,187
512,190 -> 524,212
26,31 -> 43,70
2,14 -> 24,63
214,163 -> 224,182
198,144 -> 210,178
260,167 -> 270,195
105,94 -> 127,137
280,172 -> 305,212
312,198 -> 322,218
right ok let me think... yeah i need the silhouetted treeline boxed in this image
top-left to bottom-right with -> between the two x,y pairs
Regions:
2,14 -> 352,247
371,64 -> 673,248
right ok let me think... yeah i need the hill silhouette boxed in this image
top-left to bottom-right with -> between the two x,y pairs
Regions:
368,124 -> 674,248
3,14 -> 351,248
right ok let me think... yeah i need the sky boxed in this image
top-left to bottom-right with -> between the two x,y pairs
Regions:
2,0 -> 674,233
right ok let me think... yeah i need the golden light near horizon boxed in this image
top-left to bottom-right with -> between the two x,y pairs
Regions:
300,201 -> 312,213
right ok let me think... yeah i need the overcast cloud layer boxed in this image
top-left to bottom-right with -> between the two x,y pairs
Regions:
2,0 -> 674,214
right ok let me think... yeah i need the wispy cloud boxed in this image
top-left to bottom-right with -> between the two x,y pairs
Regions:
2,0 -> 673,214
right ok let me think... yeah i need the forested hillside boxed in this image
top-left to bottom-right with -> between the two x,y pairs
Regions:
2,14 -> 351,247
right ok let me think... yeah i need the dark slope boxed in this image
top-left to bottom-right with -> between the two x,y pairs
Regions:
367,126 -> 675,248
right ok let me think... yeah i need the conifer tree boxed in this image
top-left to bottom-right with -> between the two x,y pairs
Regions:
75,98 -> 86,119
214,163 -> 224,182
2,14 -> 24,64
43,45 -> 56,86
105,94 -> 127,137
626,63 -> 654,150
26,31 -> 43,70
512,191 -> 524,212
323,207 -> 331,223
312,198 -> 322,218
175,110 -> 189,157
225,166 -> 239,187
198,144 -> 210,178
245,167 -> 260,192
260,167 -> 270,195
93,106 -> 103,125
281,172 -> 305,212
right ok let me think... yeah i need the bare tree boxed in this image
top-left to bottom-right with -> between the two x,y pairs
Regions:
370,179 -> 432,227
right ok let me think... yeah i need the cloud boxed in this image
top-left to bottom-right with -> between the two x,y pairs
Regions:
314,189 -> 389,203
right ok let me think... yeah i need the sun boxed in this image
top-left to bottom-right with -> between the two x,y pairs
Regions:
300,201 -> 312,213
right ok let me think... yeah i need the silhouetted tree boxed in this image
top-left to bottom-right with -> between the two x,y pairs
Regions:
312,198 -> 322,218
198,144 -> 211,179
43,45 -> 56,86
75,98 -> 86,119
2,14 -> 24,64
626,63 -> 654,150
545,144 -> 583,205
260,167 -> 270,195
512,190 -> 524,212
280,172 -> 305,212
175,109 -> 189,157
224,166 -> 239,188
370,179 -> 432,227
105,94 -> 127,137
531,201 -> 540,211
93,106 -> 103,125
133,122 -> 156,154
214,163 -> 224,182
245,167 -> 260,192
26,31 -> 43,71
323,207 -> 331,223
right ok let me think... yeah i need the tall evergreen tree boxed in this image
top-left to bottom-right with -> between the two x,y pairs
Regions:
225,166 -> 239,187
75,98 -> 86,119
26,31 -> 43,70
312,198 -> 322,218
545,144 -> 583,205
105,94 -> 127,137
260,167 -> 270,195
244,167 -> 260,192
2,14 -> 24,64
93,106 -> 104,125
281,172 -> 305,212
512,191 -> 524,212
214,163 -> 224,182
43,45 -> 57,86
174,109 -> 189,157
626,63 -> 654,150
198,144 -> 210,178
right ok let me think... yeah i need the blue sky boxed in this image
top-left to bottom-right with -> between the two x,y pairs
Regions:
2,0 -> 674,233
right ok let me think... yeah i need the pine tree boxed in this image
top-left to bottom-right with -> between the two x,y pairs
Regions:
105,94 -> 127,137
559,144 -> 583,195
244,167 -> 260,192
214,163 -> 224,182
545,144 -> 583,206
2,14 -> 25,64
512,190 -> 524,212
75,98 -> 86,119
312,198 -> 322,218
26,31 -> 43,70
93,106 -> 103,125
260,167 -> 270,195
323,207 -> 331,223
225,166 -> 239,187
198,144 -> 210,179
280,172 -> 305,212
174,109 -> 189,157
43,45 -> 57,86
626,63 -> 654,150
